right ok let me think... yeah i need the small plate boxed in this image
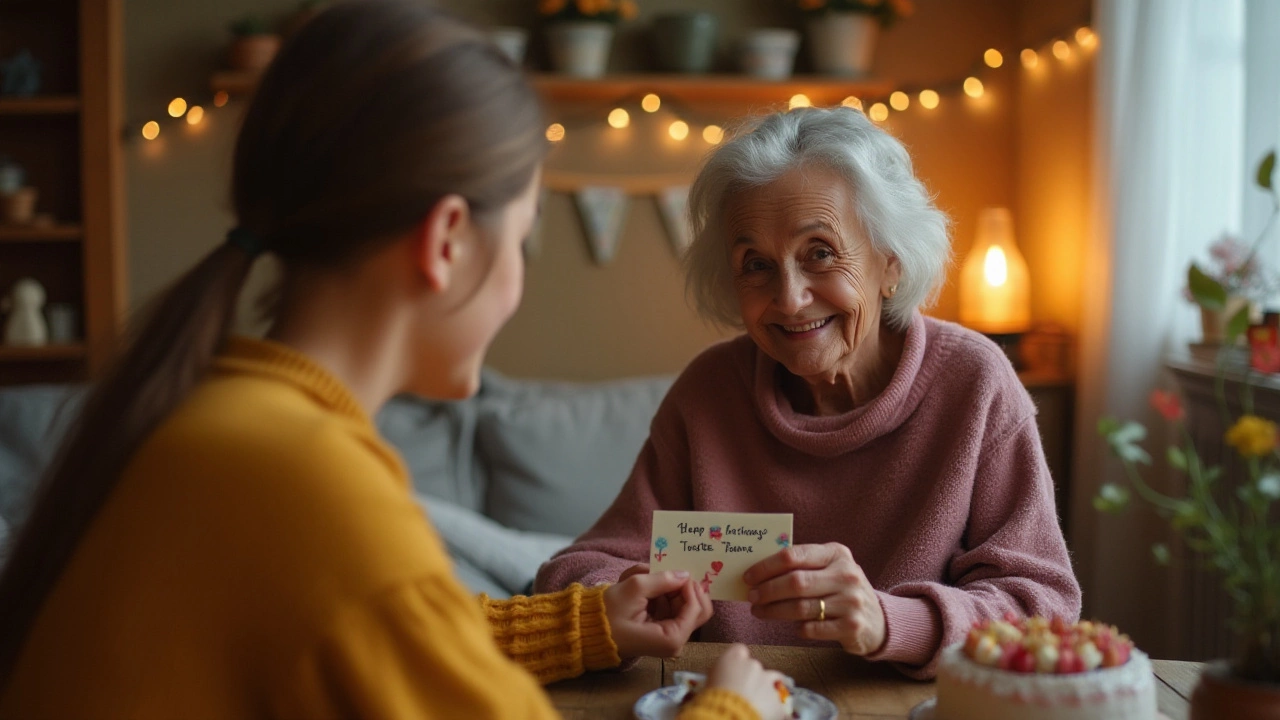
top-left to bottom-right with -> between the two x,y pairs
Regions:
634,684 -> 837,720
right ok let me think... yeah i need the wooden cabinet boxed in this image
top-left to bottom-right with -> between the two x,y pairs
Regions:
0,0 -> 125,384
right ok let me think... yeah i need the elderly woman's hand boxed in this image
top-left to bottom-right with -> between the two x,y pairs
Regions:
742,543 -> 886,656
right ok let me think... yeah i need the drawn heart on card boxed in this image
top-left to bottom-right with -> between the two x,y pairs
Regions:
711,561 -> 723,574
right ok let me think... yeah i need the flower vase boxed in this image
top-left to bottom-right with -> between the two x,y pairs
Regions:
806,11 -> 878,77
1200,296 -> 1251,345
546,21 -> 614,78
1190,661 -> 1280,720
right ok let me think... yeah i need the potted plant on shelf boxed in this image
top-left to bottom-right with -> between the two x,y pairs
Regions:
1186,153 -> 1280,354
539,0 -> 638,78
227,14 -> 282,73
796,0 -> 913,77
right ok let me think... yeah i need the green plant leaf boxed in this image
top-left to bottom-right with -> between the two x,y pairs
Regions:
1167,445 -> 1188,471
1172,500 -> 1203,529
1227,304 -> 1252,344
1152,543 -> 1171,566
1258,150 -> 1276,191
1106,421 -> 1153,464
1093,483 -> 1131,513
1189,264 -> 1228,311
1097,417 -> 1121,436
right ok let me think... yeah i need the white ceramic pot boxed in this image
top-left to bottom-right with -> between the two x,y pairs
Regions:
488,26 -> 529,65
739,28 -> 800,80
806,11 -> 878,76
546,21 -> 614,78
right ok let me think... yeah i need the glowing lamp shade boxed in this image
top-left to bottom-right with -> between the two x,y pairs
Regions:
959,208 -> 1030,334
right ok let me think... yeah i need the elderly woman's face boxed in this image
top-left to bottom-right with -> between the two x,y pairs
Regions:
725,165 -> 900,381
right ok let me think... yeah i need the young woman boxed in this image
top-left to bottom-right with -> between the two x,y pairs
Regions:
0,2 -> 785,718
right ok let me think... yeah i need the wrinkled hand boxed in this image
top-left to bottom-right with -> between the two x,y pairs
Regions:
743,542 -> 886,656
703,644 -> 788,720
604,570 -> 713,659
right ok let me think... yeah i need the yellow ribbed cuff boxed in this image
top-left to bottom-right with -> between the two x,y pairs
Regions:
481,583 -> 620,684
677,688 -> 761,720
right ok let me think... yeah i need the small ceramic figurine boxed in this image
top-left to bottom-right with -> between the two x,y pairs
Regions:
4,277 -> 48,346
1,50 -> 42,97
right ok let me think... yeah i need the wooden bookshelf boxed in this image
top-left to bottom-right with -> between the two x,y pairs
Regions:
0,95 -> 80,115
0,0 -> 126,385
0,224 -> 82,242
211,69 -> 895,106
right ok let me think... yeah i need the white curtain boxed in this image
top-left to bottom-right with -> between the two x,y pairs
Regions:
1074,0 -> 1245,658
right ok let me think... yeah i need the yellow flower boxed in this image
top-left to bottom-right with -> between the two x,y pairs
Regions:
618,0 -> 638,20
539,0 -> 566,15
576,0 -> 600,15
1226,415 -> 1279,457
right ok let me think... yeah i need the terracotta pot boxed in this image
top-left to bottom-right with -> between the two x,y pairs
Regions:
1200,296 -> 1251,344
0,187 -> 37,225
228,35 -> 281,72
1191,661 -> 1280,719
806,11 -> 878,76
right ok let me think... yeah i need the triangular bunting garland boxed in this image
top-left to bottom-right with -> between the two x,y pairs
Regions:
657,185 -> 692,256
574,186 -> 629,265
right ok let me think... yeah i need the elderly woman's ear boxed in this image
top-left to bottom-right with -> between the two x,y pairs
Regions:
882,255 -> 902,299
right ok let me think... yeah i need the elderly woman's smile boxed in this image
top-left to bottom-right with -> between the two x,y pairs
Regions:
727,165 -> 901,413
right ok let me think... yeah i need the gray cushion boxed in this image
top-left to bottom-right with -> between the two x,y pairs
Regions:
0,384 -> 84,527
477,375 -> 673,536
376,395 -> 483,511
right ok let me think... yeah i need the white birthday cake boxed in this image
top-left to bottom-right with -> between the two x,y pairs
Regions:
934,616 -> 1157,720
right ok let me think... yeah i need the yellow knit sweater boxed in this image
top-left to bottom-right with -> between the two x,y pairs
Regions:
0,337 -> 755,720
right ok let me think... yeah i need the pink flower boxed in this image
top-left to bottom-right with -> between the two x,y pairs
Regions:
1149,390 -> 1185,423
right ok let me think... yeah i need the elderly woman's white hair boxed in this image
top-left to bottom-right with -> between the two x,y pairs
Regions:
684,107 -> 951,330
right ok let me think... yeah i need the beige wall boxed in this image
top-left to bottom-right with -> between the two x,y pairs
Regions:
125,0 -> 1090,381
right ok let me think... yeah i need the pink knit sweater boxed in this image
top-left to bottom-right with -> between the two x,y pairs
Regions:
535,314 -> 1081,679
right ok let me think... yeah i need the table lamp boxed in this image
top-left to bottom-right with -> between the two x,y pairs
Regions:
959,207 -> 1030,366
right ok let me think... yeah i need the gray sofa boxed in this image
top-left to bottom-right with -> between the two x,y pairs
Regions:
0,370 -> 673,598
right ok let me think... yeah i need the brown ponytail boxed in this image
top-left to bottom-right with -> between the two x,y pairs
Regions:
0,0 -> 544,685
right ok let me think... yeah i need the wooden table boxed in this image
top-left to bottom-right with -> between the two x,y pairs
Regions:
547,642 -> 1203,719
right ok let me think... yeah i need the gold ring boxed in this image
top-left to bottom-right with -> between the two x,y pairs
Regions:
817,598 -> 826,622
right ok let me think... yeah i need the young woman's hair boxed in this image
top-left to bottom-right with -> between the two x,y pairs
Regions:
0,0 -> 544,684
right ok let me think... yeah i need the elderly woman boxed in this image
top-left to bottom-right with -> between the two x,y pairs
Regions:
535,107 -> 1081,678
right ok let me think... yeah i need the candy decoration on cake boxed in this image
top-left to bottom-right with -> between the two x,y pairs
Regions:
933,614 -> 1157,720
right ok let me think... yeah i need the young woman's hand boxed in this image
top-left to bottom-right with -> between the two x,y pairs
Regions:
702,643 -> 789,720
604,570 -> 713,659
743,542 -> 887,655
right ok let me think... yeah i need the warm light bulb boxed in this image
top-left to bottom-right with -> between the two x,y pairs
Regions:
868,103 -> 889,122
607,108 -> 630,129
167,97 -> 187,118
1075,26 -> 1097,49
141,121 -> 160,140
983,246 -> 1008,287
702,125 -> 723,144
984,49 -> 1003,68
890,91 -> 909,111
963,77 -> 984,98
669,120 -> 689,140
641,93 -> 661,112
185,105 -> 204,125
1053,40 -> 1071,60
788,93 -> 811,110
213,91 -> 229,108
841,96 -> 863,111
1020,48 -> 1039,69
919,89 -> 939,109
546,123 -> 565,142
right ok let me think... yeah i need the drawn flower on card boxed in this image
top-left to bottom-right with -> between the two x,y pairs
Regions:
776,533 -> 791,548
653,536 -> 668,562
709,526 -> 722,541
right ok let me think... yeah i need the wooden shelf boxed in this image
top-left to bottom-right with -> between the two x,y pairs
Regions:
0,344 -> 86,361
0,224 -> 81,242
0,96 -> 81,115
212,70 -> 895,106
531,74 -> 895,105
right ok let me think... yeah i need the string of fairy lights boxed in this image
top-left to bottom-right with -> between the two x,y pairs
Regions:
133,23 -> 1096,145
541,23 -> 1098,147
